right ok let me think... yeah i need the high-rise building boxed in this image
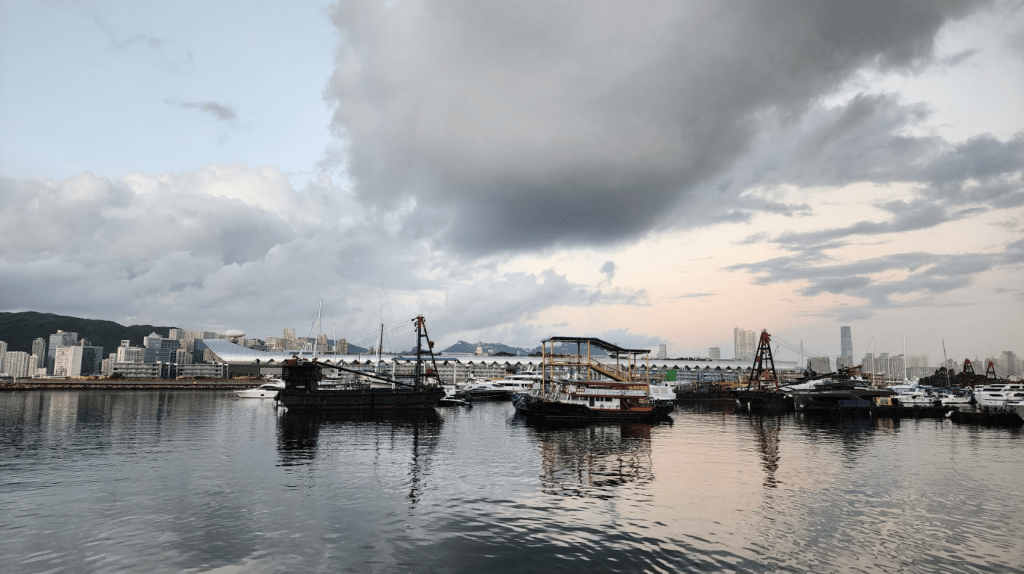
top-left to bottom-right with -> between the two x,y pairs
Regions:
657,345 -> 667,359
117,340 -> 145,363
709,347 -> 721,359
4,351 -> 31,378
840,326 -> 853,363
808,356 -> 831,374
47,330 -> 78,374
143,333 -> 180,364
31,338 -> 47,369
0,340 -> 7,373
733,328 -> 756,361
54,345 -> 104,377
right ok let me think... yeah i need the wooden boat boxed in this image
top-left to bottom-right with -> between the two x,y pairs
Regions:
276,316 -> 444,411
515,336 -> 672,421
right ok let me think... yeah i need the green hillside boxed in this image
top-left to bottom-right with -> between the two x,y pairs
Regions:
0,311 -> 179,356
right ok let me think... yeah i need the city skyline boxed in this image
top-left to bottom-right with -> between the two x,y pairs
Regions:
2,2 -> 1022,365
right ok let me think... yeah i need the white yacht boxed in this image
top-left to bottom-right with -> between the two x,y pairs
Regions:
897,389 -> 940,407
973,383 -> 1024,409
234,380 -> 285,399
1006,399 -> 1024,420
937,391 -> 972,409
460,373 -> 541,400
648,381 -> 677,407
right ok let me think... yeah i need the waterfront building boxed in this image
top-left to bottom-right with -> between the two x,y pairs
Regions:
733,328 -> 756,361
117,340 -> 145,363
0,340 -> 7,373
4,351 -> 32,378
112,362 -> 172,379
47,330 -> 78,374
840,326 -> 853,363
31,338 -> 46,368
657,345 -> 667,359
53,344 -> 104,377
836,356 -> 851,369
143,333 -> 180,364
709,347 -> 721,359
175,363 -> 227,379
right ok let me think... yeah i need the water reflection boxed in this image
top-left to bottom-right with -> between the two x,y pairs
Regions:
522,419 -> 665,499
276,409 -> 442,503
749,415 -> 781,488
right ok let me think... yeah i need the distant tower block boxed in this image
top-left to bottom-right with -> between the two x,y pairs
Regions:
840,326 -> 853,362
709,347 -> 721,359
657,345 -> 667,359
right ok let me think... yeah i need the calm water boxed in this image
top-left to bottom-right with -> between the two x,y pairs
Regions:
1,391 -> 1022,573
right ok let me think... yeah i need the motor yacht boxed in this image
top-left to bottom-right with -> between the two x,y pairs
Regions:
459,373 -> 541,400
973,383 -> 1024,409
234,380 -> 285,399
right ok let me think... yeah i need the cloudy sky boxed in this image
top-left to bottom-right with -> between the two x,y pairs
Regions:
2,0 -> 1022,364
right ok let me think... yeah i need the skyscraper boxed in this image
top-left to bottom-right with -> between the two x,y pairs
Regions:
734,328 -> 756,361
840,326 -> 853,363
31,338 -> 47,369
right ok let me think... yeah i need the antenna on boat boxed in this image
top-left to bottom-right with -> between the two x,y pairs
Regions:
302,299 -> 324,358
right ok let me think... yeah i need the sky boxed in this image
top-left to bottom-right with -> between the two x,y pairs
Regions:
1,0 -> 1023,364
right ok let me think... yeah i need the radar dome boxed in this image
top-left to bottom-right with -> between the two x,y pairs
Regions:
225,329 -> 246,338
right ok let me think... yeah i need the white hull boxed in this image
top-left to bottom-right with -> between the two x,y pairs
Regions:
234,380 -> 284,399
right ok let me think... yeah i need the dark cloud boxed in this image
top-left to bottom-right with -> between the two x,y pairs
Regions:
325,0 -> 983,256
727,249 -> 1016,309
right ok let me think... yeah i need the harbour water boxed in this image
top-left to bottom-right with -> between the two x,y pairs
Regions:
1,391 -> 1022,573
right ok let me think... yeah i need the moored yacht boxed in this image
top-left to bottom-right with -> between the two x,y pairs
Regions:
234,379 -> 285,399
973,383 -> 1024,409
781,377 -> 895,411
458,373 -> 541,401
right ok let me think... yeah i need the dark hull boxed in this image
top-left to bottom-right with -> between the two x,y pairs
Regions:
732,390 -> 791,411
277,387 -> 444,411
457,389 -> 512,401
789,388 -> 894,412
519,397 -> 673,421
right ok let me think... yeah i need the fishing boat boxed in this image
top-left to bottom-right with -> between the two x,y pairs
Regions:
515,336 -> 673,421
276,316 -> 445,411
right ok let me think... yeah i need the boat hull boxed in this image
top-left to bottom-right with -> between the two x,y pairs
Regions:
518,396 -> 673,421
234,388 -> 280,399
277,387 -> 444,411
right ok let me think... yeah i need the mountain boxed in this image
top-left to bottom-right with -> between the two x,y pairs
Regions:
442,340 -> 532,356
0,311 -> 179,356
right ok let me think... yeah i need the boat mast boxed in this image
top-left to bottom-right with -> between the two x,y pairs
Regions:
414,317 -> 422,390
903,335 -> 907,381
942,339 -> 950,386
376,323 -> 384,375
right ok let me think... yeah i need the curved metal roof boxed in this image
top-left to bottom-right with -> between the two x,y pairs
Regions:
202,339 -> 798,371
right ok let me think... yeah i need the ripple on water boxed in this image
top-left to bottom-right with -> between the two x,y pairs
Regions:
1,394 -> 1023,573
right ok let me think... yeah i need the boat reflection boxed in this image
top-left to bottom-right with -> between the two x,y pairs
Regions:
276,409 -> 441,502
525,419 -> 665,499
748,415 -> 781,489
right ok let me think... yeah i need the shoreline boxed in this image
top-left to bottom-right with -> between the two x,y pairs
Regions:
0,379 -> 257,391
